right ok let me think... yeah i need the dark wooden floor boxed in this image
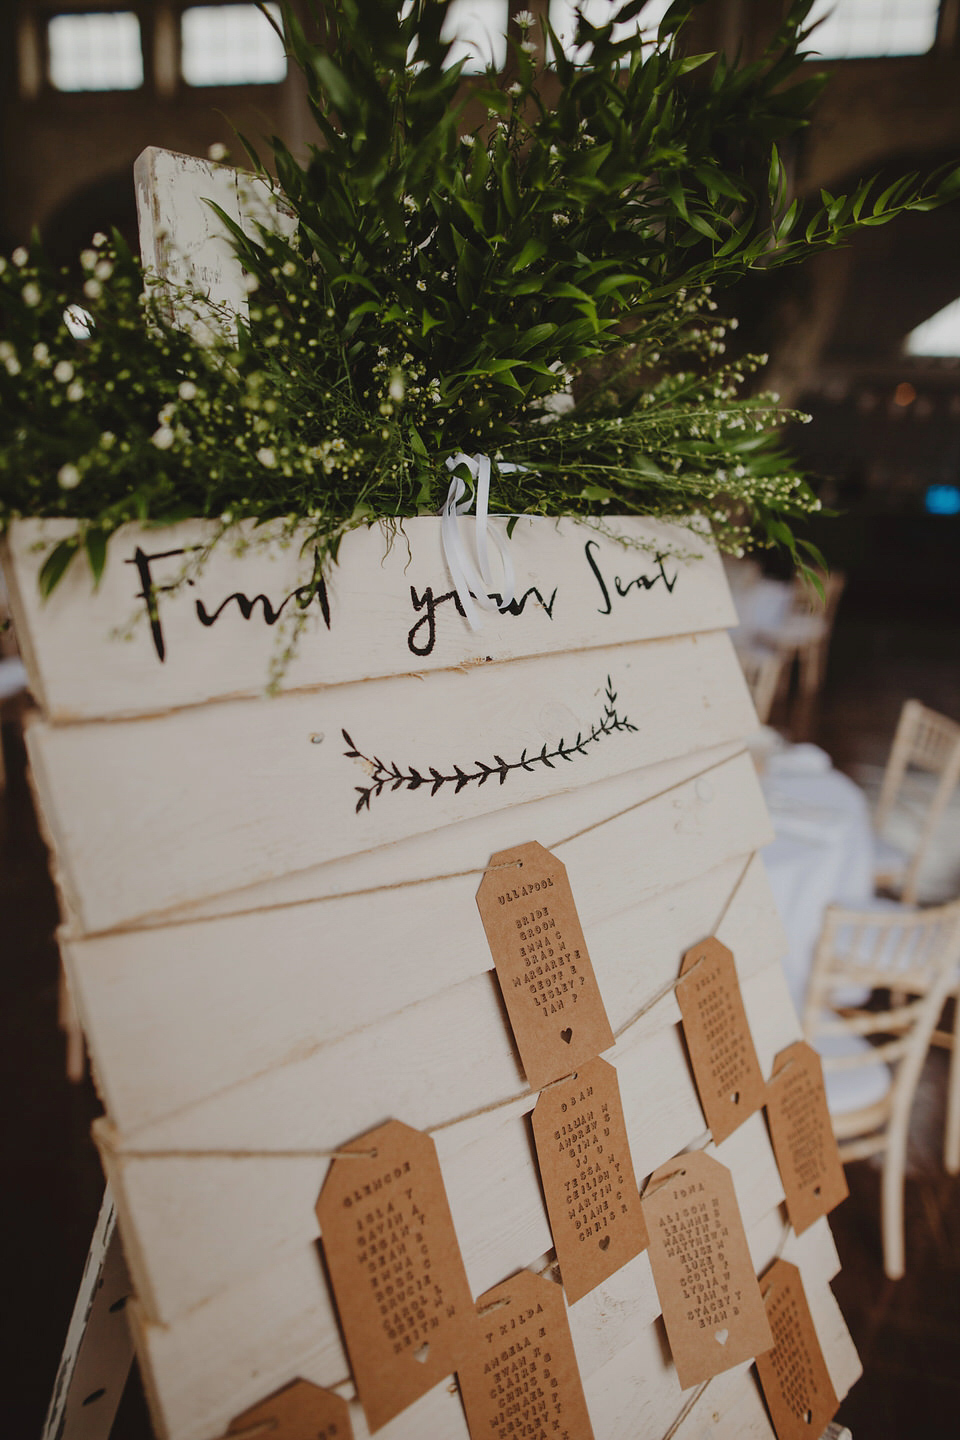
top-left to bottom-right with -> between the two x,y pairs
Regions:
3,599 -> 959,1439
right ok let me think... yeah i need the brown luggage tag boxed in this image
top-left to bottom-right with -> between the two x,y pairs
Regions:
755,1258 -> 840,1440
765,1041 -> 848,1235
222,1379 -> 352,1439
531,1055 -> 648,1303
675,936 -> 767,1144
315,1119 -> 475,1433
457,1268 -> 595,1440
642,1149 -> 773,1390
476,842 -> 614,1090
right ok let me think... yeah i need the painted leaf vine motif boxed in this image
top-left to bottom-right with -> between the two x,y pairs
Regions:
343,676 -> 637,814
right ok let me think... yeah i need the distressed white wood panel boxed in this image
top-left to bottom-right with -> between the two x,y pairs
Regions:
100,952 -> 801,1322
131,737 -> 746,923
27,630 -> 755,933
1,514 -> 734,722
135,147 -> 295,334
127,1134 -> 840,1440
64,749 -> 775,1134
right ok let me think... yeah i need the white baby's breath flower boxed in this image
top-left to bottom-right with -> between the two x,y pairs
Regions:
520,39 -> 538,55
57,463 -> 81,490
100,430 -> 116,449
515,10 -> 535,29
12,246 -> 28,267
388,374 -> 405,402
22,282 -> 41,307
33,343 -> 50,365
151,425 -> 175,450
256,446 -> 277,468
66,381 -> 84,402
416,279 -> 427,291
4,357 -> 21,376
80,249 -> 98,271
208,142 -> 228,162
0,341 -> 15,361
94,259 -> 113,281
158,402 -> 175,424
508,80 -> 523,96
83,278 -> 102,300
53,360 -> 74,383
282,260 -> 296,276
178,380 -> 198,401
92,231 -> 108,247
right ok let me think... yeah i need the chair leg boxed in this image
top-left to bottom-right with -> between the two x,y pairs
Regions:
946,1005 -> 960,1175
881,1127 -> 907,1280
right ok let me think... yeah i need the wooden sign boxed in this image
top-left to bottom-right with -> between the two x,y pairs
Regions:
10,148 -> 861,1440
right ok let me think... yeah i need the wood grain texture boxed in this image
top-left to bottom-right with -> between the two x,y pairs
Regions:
99,944 -> 801,1325
1,514 -> 733,722
64,749 -> 774,1135
27,630 -> 755,933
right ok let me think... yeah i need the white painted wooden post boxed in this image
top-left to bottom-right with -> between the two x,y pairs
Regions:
2,150 -> 861,1440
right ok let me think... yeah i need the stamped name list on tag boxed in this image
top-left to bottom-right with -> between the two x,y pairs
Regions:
223,1379 -> 353,1440
642,1149 -> 772,1390
675,936 -> 767,1144
315,1119 -> 476,1433
457,1268 -> 595,1440
531,1056 -> 648,1303
755,1258 -> 839,1440
765,1041 -> 849,1235
476,842 -> 614,1090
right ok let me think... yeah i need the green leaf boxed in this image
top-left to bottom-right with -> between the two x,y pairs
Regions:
84,528 -> 108,587
39,539 -> 79,598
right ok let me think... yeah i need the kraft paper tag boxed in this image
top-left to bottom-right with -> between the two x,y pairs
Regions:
224,1379 -> 352,1439
531,1056 -> 648,1303
457,1269 -> 595,1440
765,1041 -> 848,1235
755,1258 -> 839,1440
315,1119 -> 476,1433
676,937 -> 767,1144
642,1149 -> 772,1390
476,842 -> 614,1089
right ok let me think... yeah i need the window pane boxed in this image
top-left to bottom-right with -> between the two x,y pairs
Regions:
803,0 -> 940,59
906,296 -> 960,356
47,12 -> 143,92
181,3 -> 287,87
549,0 -> 671,60
441,0 -> 509,73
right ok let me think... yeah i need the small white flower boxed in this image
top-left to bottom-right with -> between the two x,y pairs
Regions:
94,259 -> 113,281
100,430 -> 116,449
22,282 -> 41,307
12,246 -> 28,267
256,446 -> 277,468
282,260 -> 296,276
178,380 -> 198,401
508,80 -> 523,96
92,231 -> 108,247
416,279 -> 427,291
54,360 -> 74,383
80,248 -> 98,271
83,278 -> 102,300
151,425 -> 175,450
388,375 -> 405,402
57,463 -> 81,490
158,402 -> 175,425
0,341 -> 14,361
520,38 -> 538,55
515,10 -> 535,29
208,142 -> 228,162
4,357 -> 20,376
241,272 -> 259,295
66,382 -> 84,402
33,343 -> 50,365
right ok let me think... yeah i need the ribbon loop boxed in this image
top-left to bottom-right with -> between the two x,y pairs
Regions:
441,453 -> 517,631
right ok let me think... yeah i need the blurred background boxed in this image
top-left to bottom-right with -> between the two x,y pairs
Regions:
2,3 -> 959,1437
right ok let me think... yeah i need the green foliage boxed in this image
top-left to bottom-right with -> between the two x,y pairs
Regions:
1,0 -> 958,590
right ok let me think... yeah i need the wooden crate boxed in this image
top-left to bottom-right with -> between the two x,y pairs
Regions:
0,149 -> 860,1440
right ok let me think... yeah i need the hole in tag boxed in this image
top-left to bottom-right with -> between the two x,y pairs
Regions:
714,1329 -> 729,1347
802,1409 -> 813,1424
413,1342 -> 430,1364
108,1295 -> 129,1312
729,1091 -> 740,1105
560,1028 -> 573,1044
82,1389 -> 106,1407
813,1184 -> 822,1196
598,1236 -> 610,1251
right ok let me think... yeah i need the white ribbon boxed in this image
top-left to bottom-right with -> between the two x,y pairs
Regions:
441,452 -> 518,631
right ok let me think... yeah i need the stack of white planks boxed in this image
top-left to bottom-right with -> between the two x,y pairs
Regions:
0,149 -> 861,1440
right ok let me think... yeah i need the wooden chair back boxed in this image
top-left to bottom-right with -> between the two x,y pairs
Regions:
874,699 -> 960,904
735,644 -> 783,725
803,898 -> 960,1278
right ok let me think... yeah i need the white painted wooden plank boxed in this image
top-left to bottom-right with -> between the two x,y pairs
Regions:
126,1128 -> 838,1440
1,514 -> 736,722
99,950 -> 801,1323
127,737 -> 747,923
64,750 -> 775,1135
27,630 -> 755,933
41,1189 -> 135,1440
134,147 -> 295,335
